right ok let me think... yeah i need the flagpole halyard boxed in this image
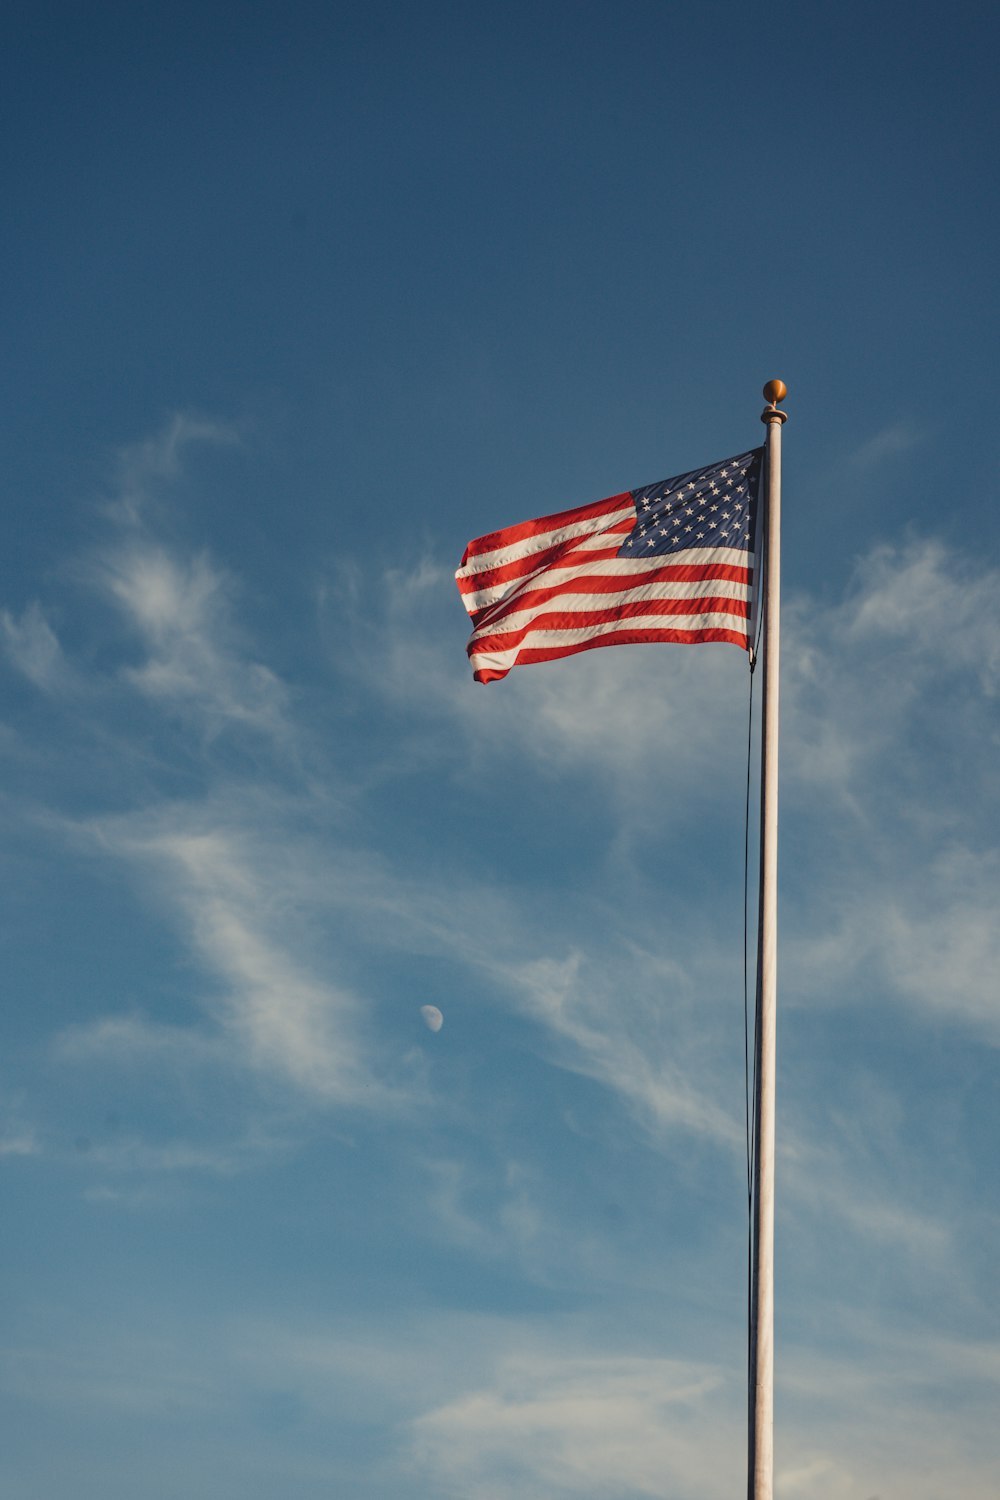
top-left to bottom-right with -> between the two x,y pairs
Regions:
748,380 -> 786,1500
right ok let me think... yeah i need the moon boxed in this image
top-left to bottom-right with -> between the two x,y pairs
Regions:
420,1005 -> 444,1033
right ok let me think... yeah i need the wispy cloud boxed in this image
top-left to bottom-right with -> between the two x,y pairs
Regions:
780,1133 -> 951,1263
0,1089 -> 42,1160
411,1351 -> 736,1499
55,1013 -> 222,1069
839,539 -> 1000,689
848,419 -> 923,469
95,542 -> 291,743
107,413 -> 240,526
0,601 -> 68,691
779,539 -> 1000,825
502,951 -> 742,1149
75,1136 -> 253,1177
2,414 -> 293,753
787,845 -> 1000,1041
772,1332 -> 1000,1500
66,806 -> 400,1110
0,1131 -> 40,1157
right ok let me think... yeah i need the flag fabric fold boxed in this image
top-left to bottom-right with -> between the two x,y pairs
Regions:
456,449 -> 762,682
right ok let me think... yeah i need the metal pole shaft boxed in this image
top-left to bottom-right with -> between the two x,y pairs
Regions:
748,386 -> 786,1500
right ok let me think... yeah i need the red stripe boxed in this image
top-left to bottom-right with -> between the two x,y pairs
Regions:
460,492 -> 632,564
475,561 -> 752,628
472,626 -> 750,681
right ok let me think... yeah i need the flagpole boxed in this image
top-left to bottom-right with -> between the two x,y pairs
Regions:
748,379 -> 787,1500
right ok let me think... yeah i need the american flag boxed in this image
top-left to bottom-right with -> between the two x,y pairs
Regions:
456,448 -> 763,683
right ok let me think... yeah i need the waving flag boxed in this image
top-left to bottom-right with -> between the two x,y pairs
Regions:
456,449 -> 763,682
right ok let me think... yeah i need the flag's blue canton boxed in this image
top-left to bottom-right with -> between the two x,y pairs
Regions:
618,448 -> 763,559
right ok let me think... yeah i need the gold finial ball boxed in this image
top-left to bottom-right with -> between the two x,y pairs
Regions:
763,379 -> 787,405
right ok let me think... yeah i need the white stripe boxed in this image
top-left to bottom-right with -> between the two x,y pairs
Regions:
470,612 -> 749,672
469,579 -> 752,643
457,504 -> 634,577
460,546 -> 754,617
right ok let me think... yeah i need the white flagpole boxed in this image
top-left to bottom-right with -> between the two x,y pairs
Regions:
748,379 -> 787,1500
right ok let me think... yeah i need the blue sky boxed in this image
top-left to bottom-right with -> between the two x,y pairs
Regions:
2,3 -> 999,1496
